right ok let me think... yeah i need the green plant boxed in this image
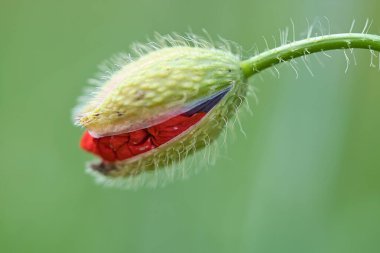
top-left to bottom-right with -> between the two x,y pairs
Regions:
74,26 -> 380,188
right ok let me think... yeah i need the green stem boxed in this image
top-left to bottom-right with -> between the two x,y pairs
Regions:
240,33 -> 380,78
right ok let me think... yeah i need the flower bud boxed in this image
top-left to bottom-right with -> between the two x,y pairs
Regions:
74,36 -> 248,186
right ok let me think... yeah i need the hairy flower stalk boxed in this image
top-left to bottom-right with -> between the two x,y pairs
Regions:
74,32 -> 380,188
241,33 -> 380,77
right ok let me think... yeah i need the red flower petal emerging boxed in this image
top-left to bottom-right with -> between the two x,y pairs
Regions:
80,112 -> 206,162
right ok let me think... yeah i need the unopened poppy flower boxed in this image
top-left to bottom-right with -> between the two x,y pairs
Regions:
74,34 -> 247,187
74,31 -> 380,188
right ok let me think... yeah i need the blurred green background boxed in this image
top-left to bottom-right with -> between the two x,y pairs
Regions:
1,0 -> 380,252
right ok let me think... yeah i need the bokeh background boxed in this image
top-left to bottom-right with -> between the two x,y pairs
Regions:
1,0 -> 380,252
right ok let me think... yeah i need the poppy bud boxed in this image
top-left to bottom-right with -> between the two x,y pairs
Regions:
74,35 -> 248,186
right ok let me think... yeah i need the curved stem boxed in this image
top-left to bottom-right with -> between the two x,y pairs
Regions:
240,33 -> 380,78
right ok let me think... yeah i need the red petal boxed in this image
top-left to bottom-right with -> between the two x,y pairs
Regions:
129,129 -> 149,145
116,143 -> 133,160
80,112 -> 206,162
97,140 -> 116,162
129,137 -> 155,155
110,133 -> 130,150
148,113 -> 206,146
80,131 -> 98,154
